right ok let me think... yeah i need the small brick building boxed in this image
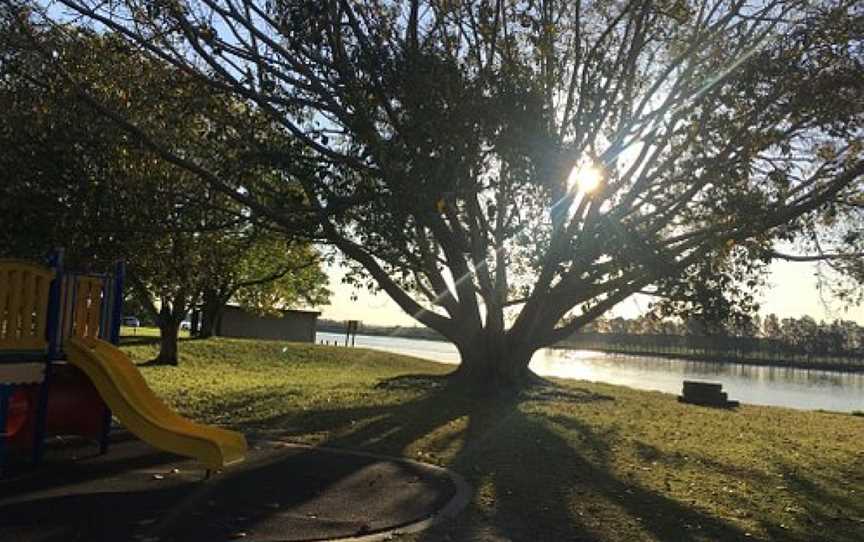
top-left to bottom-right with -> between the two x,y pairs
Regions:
217,305 -> 320,343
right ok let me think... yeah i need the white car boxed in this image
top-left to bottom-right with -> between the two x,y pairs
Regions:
122,316 -> 140,327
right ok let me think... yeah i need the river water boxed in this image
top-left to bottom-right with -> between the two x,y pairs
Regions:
317,331 -> 864,412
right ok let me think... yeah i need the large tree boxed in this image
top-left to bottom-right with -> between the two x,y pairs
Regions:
20,0 -> 864,388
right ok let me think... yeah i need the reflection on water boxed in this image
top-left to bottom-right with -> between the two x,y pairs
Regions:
316,332 -> 864,412
532,349 -> 864,412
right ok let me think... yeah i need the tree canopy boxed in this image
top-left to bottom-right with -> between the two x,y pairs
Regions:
197,231 -> 330,338
0,14 -> 330,363
18,0 -> 864,387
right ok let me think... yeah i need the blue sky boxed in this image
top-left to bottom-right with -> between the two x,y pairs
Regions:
319,260 -> 864,327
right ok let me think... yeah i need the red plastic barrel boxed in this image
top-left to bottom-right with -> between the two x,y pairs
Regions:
4,366 -> 108,450
43,365 -> 108,439
5,389 -> 30,438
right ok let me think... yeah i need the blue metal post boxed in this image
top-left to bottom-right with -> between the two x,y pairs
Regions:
98,401 -> 112,455
99,273 -> 110,342
45,249 -> 64,359
110,262 -> 125,346
98,262 -> 124,454
0,384 -> 9,475
33,249 -> 65,465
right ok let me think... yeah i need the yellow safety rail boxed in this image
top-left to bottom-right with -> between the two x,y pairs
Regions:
71,276 -> 105,340
0,260 -> 55,353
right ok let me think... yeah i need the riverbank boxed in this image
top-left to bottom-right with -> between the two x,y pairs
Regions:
121,336 -> 864,542
319,328 -> 864,373
320,331 -> 864,412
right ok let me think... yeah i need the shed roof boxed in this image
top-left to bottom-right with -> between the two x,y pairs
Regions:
223,304 -> 321,316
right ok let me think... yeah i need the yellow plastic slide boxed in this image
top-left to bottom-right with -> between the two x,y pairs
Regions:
65,337 -> 247,470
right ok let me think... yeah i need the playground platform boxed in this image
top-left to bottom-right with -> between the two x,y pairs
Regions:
0,432 -> 470,542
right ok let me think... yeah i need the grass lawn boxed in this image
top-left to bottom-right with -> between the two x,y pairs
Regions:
122,336 -> 864,542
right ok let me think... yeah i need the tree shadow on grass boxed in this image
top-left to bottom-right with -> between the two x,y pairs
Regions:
420,392 -> 753,541
618,435 -> 864,541
630,439 -> 774,485
15,372 -> 821,541
118,335 -> 197,348
759,461 -> 864,542
238,374 -> 756,541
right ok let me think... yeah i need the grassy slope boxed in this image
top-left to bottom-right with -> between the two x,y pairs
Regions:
122,337 -> 864,542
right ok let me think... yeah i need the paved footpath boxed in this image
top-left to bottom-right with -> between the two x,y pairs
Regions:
0,433 -> 469,542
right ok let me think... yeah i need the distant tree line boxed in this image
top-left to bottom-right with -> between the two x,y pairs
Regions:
321,313 -> 864,368
563,314 -> 864,368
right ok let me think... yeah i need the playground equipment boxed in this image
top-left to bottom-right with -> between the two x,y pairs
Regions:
0,253 -> 246,474
66,338 -> 246,469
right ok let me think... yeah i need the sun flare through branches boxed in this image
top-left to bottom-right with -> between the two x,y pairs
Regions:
568,162 -> 603,196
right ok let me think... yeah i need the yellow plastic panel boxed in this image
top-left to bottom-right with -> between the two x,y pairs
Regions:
0,260 -> 54,352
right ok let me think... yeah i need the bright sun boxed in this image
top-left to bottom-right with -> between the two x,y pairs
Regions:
568,163 -> 603,194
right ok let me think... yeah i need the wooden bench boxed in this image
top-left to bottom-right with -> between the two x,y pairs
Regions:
678,380 -> 739,408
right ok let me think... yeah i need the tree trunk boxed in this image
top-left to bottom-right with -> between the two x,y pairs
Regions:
151,301 -> 183,365
451,332 -> 541,392
153,320 -> 180,365
198,288 -> 228,339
